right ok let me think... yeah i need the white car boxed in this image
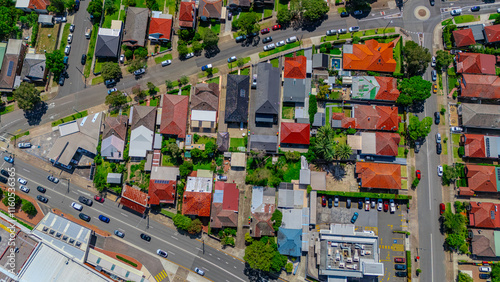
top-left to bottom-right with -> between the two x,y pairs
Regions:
184,53 -> 194,59
64,45 -> 71,55
479,266 -> 492,272
450,9 -> 462,16
161,60 -> 171,67
227,56 -> 237,63
377,199 -> 383,211
349,26 -> 360,32
18,178 -> 27,185
437,165 -> 443,177
498,8 -> 500,13
263,43 -> 276,51
19,186 -> 29,193
67,34 -> 73,44
276,40 -> 285,47
18,142 -> 31,148
71,202 -> 83,211
194,267 -> 205,276
120,54 -> 125,64
436,133 -> 441,144
450,127 -> 463,133
431,56 -> 436,67
285,36 -> 297,44
365,199 -> 370,211
157,249 -> 168,258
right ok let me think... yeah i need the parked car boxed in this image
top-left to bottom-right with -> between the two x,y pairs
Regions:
194,267 -> 205,276
321,196 -> 326,207
69,24 -> 75,32
383,200 -> 389,212
140,233 -> 151,242
431,56 -> 436,67
18,178 -> 27,185
353,10 -> 363,16
98,215 -> 110,223
450,127 -> 463,133
79,213 -> 91,222
107,88 -> 118,95
75,0 -> 80,10
498,8 -> 500,13
436,133 -> 441,144
63,56 -> 69,65
263,43 -> 276,51
286,36 -> 297,44
389,199 -> 396,213
471,6 -> 480,12
228,12 -> 232,20
18,142 -> 31,148
326,29 -> 337,36
358,199 -> 363,209
37,186 -> 46,193
440,203 -> 445,214
184,53 -> 194,59
47,175 -> 59,183
1,170 -> 9,177
416,170 -> 421,180
328,197 -> 333,208
260,28 -> 270,34
79,196 -> 93,206
434,111 -> 440,124
365,198 -> 370,211
377,199 -> 383,211
340,11 -> 349,17
431,70 -> 437,81
394,257 -> 405,263
395,264 -> 407,270
276,40 -> 285,47
216,175 -> 227,181
262,36 -> 272,43
94,195 -> 105,203
479,273 -> 491,279
81,54 -> 86,65
64,45 -> 71,55
450,49 -> 462,55
334,196 -> 339,207
4,156 -> 13,163
429,0 -> 434,6
161,60 -> 172,67
235,35 -> 247,42
19,186 -> 29,193
338,28 -> 347,34
450,9 -> 462,16
114,230 -> 125,238
350,212 -> 359,223
349,26 -> 360,32
67,34 -> 73,44
437,165 -> 443,177
479,266 -> 492,272
346,198 -> 351,209
201,64 -> 212,71
104,79 -> 116,87
0,176 -> 7,184
37,195 -> 48,203
395,272 -> 407,277
157,249 -> 168,258
120,54 -> 125,64
134,68 -> 146,76
228,56 -> 237,63
251,74 -> 257,89
433,84 -> 437,94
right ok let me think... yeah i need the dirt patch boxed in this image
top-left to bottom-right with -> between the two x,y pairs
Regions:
0,186 -> 45,227
418,9 -> 427,17
322,164 -> 357,192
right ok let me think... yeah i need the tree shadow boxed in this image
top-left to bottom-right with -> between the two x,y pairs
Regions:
24,102 -> 48,126
204,46 -> 220,58
243,264 -> 278,282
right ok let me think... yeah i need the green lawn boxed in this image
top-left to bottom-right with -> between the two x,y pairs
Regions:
337,7 -> 346,13
51,111 -> 89,126
489,13 -> 500,20
166,0 -> 176,13
442,19 -> 453,26
59,24 -> 71,52
448,76 -> 458,89
154,53 -> 173,64
270,58 -> 279,68
102,0 -> 121,28
321,35 -> 338,42
156,0 -> 166,12
150,97 -> 159,107
397,147 -> 406,158
283,160 -> 300,182
259,41 -> 300,58
206,76 -> 220,84
325,108 -> 330,127
229,70 -> 238,74
181,85 -> 191,96
264,9 -> 273,18
135,0 -> 147,8
211,22 -> 221,34
282,106 -> 294,119
452,133 -> 460,144
454,15 -> 478,24
36,25 -> 59,53
0,105 -> 14,115
385,27 -> 396,33
193,163 -> 213,171
352,31 -> 363,37
364,29 -> 377,36
92,76 -> 104,85
240,68 -> 250,75
277,0 -> 288,11
330,48 -> 341,55
394,38 -> 402,74
339,33 -> 352,39
228,57 -> 250,68
443,141 -> 448,155
198,68 -> 219,78
230,138 -> 245,148
296,49 -> 304,56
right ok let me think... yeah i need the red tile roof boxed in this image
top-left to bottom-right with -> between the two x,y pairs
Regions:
160,94 -> 189,138
182,191 -> 212,217
210,182 -> 239,229
332,105 -> 400,131
149,17 -> 173,41
456,53 -> 496,75
198,0 -> 223,18
343,39 -> 397,72
148,179 -> 176,205
453,29 -> 476,47
355,162 -> 401,189
179,2 -> 195,28
121,185 -> 148,214
28,0 -> 49,10
460,74 -> 500,99
280,122 -> 310,145
284,56 -> 307,79
376,132 -> 401,156
374,77 -> 400,101
469,202 -> 500,229
463,165 -> 498,193
485,25 -> 500,43
463,134 -> 486,158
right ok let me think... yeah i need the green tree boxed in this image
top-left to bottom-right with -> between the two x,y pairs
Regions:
442,165 -> 459,186
127,58 -> 145,73
134,47 -> 148,58
445,233 -> 465,250
302,0 -> 329,22
173,214 -> 192,230
407,115 -> 432,142
237,12 -> 259,35
125,49 -> 133,60
202,29 -> 219,48
13,83 -> 41,112
308,95 -> 317,124
412,178 -> 420,188
192,41 -> 203,53
277,9 -> 292,25
105,91 -> 127,108
236,58 -> 245,68
286,263 -> 293,273
101,62 -> 121,80
177,43 -> 189,57
271,209 -> 282,232
334,143 -> 352,161
491,263 -> 500,281
314,126 -> 336,161
179,161 -> 194,178
346,0 -> 370,11
317,85 -> 330,99
458,272 -> 473,282
396,76 -> 433,107
147,82 -> 156,95
403,40 -> 432,77
244,240 -> 287,272
188,218 -> 203,234
178,29 -> 195,41
48,0 -> 66,13
2,192 -> 21,207
180,75 -> 189,85
435,50 -> 454,71
104,0 -> 117,15
21,201 -> 37,216
0,7 -> 18,41
87,0 -> 104,20
46,50 -> 65,78
244,232 -> 253,244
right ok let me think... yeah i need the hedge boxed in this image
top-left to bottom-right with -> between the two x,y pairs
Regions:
406,250 -> 412,280
116,255 -> 138,267
316,190 -> 412,200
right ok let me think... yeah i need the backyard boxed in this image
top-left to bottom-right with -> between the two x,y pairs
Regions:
36,25 -> 59,53
282,106 -> 294,119
102,0 -> 123,28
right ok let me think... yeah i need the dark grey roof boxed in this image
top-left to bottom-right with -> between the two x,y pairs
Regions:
279,182 -> 293,190
21,54 -> 45,82
255,62 -> 280,116
312,53 -> 329,69
461,103 -> 500,129
38,15 -> 53,24
123,7 -> 149,47
283,78 -> 307,103
312,112 -> 325,127
470,24 -> 485,41
217,132 -> 230,152
249,134 -> 277,152
225,74 -> 249,123
95,34 -> 120,58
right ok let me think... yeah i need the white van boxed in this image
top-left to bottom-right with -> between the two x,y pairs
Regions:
286,36 -> 297,44
71,202 -> 83,211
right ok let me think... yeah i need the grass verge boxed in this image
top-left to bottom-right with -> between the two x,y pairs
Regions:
84,24 -> 99,77
91,76 -> 104,85
51,110 -> 89,127
198,68 -> 219,78
259,41 -> 300,58
0,105 -> 14,115
154,53 -> 173,64
59,24 -> 71,52
454,15 -> 478,24
228,57 -> 250,68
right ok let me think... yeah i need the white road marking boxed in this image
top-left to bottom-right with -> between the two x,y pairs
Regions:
120,213 -> 128,217
430,233 -> 434,279
196,248 -> 203,251
79,191 -> 91,197
170,236 -> 179,240
23,168 -> 30,172
71,191 -> 78,195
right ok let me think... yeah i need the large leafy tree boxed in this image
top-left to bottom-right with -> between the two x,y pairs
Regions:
442,165 -> 459,186
87,0 -> 104,21
177,43 -> 189,57
335,143 -> 352,161
457,273 -> 473,282
407,115 -> 432,142
105,91 -> 127,108
277,10 -> 292,25
21,201 -> 37,216
48,0 -> 66,13
237,12 -> 259,35
13,83 -> 41,111
0,6 -> 18,41
101,62 -> 121,80
301,0 -> 329,22
202,29 -> 219,48
435,50 -> 454,71
491,263 -> 500,281
403,40 -> 432,77
396,76 -> 432,107
244,239 -> 287,273
46,50 -> 66,78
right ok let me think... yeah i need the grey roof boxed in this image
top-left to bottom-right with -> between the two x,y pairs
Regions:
123,7 -> 149,47
38,14 -> 53,24
101,135 -> 125,160
313,112 -> 325,127
129,125 -> 154,158
21,53 -> 45,82
283,78 -> 307,103
107,173 -> 122,184
300,169 -> 310,185
249,134 -> 278,152
225,74 -> 250,123
255,62 -> 280,116
95,30 -> 120,57
461,103 -> 500,129
280,208 -> 303,229
312,53 -> 329,69
150,166 -> 180,180
278,189 -> 304,209
154,133 -> 162,149
470,24 -> 485,41
217,132 -> 230,152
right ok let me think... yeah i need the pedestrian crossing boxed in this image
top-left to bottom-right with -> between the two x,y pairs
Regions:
379,244 -> 404,252
154,270 -> 168,282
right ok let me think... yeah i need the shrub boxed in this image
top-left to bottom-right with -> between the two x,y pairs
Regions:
458,146 -> 465,157
21,201 -> 37,216
286,262 -> 293,273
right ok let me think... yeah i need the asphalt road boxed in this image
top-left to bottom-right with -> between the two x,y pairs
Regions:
0,151 -> 249,282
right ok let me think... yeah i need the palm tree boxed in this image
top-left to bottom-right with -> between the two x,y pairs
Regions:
314,126 -> 336,161
334,143 -> 352,161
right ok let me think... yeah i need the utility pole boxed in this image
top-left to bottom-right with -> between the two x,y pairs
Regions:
75,66 -> 87,88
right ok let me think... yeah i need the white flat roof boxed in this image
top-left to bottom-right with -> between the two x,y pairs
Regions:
191,110 -> 216,122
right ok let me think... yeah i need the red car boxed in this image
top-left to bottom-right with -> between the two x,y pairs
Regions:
383,200 -> 389,212
272,24 -> 281,30
440,203 -> 445,214
394,257 -> 406,263
416,170 -> 421,180
322,196 -> 326,207
94,195 -> 105,203
260,28 -> 270,34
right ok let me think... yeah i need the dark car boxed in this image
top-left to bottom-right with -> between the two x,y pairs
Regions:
471,6 -> 480,12
395,264 -> 407,270
346,199 -> 351,209
114,230 -> 125,238
78,196 -> 93,206
75,0 -> 80,10
434,112 -> 440,124
140,233 -> 151,242
98,215 -> 110,223
0,177 -> 7,184
321,196 -> 326,207
235,35 -> 247,42
104,79 -> 116,88
395,272 -> 407,277
436,143 -> 442,155
358,199 -> 363,209
81,54 -> 86,65
350,212 -> 359,224
479,273 -> 491,279
248,32 -> 259,37
37,195 -> 48,203
37,186 -> 46,193
58,75 -> 65,86
262,36 -> 272,43
328,197 -> 333,208
429,0 -> 434,6
260,28 -> 270,34
79,213 -> 91,222
394,257 -> 405,263
134,68 -> 146,76
340,11 -> 349,17
94,195 -> 105,203
1,169 -> 9,177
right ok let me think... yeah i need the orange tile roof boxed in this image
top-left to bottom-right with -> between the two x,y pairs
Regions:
485,25 -> 500,43
456,53 -> 496,75
343,39 -> 397,72
148,179 -> 176,205
182,191 -> 212,217
121,185 -> 148,213
453,29 -> 476,47
463,134 -> 486,158
280,122 -> 310,145
160,94 -> 189,138
333,105 -> 399,131
210,182 -> 239,229
469,202 -> 500,229
464,165 -> 498,193
355,162 -> 401,189
28,0 -> 49,10
284,56 -> 307,79
149,18 -> 173,41
179,2 -> 195,27
374,77 -> 400,101
198,0 -> 223,18
375,132 -> 400,156
460,74 -> 500,99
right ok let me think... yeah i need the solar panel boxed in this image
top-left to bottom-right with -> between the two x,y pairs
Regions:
6,61 -> 14,77
154,180 -> 170,184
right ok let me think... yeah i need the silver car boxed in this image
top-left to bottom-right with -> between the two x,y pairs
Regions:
450,9 -> 462,16
437,165 -> 443,177
263,43 -> 276,51
64,45 -> 71,55
276,40 -> 285,47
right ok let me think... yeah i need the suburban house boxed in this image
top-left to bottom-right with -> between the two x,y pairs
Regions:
331,105 -> 400,131
95,22 -> 122,58
349,132 -> 401,157
461,134 -> 500,159
160,94 -> 189,138
120,184 -> 149,214
280,122 -> 310,147
355,162 -> 401,190
225,74 -> 250,126
15,0 -> 49,13
484,24 -> 500,44
217,132 -> 229,152
453,29 -> 476,47
129,106 -> 157,159
123,7 -> 149,47
101,115 -> 128,161
255,62 -> 280,124
210,182 -> 239,229
0,43 -> 7,74
48,113 -> 103,171
471,229 -> 500,258
311,53 -> 329,78
343,39 -> 397,72
21,53 -> 47,83
350,76 -> 400,101
469,202 -> 500,229
182,176 -> 213,217
249,134 -> 278,152
460,103 -> 500,130
38,14 -> 53,26
178,1 -> 196,29
149,11 -> 173,43
227,0 -> 251,9
198,0 -> 223,20
283,56 -> 310,105
458,165 -> 500,196
459,74 -> 500,101
149,166 -> 179,205
190,83 -> 219,133
277,185 -> 305,209
250,187 -> 276,238
0,39 -> 27,92
278,208 -> 307,257
455,53 -> 496,75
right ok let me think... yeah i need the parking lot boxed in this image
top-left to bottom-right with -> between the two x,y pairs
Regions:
317,196 -> 408,281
